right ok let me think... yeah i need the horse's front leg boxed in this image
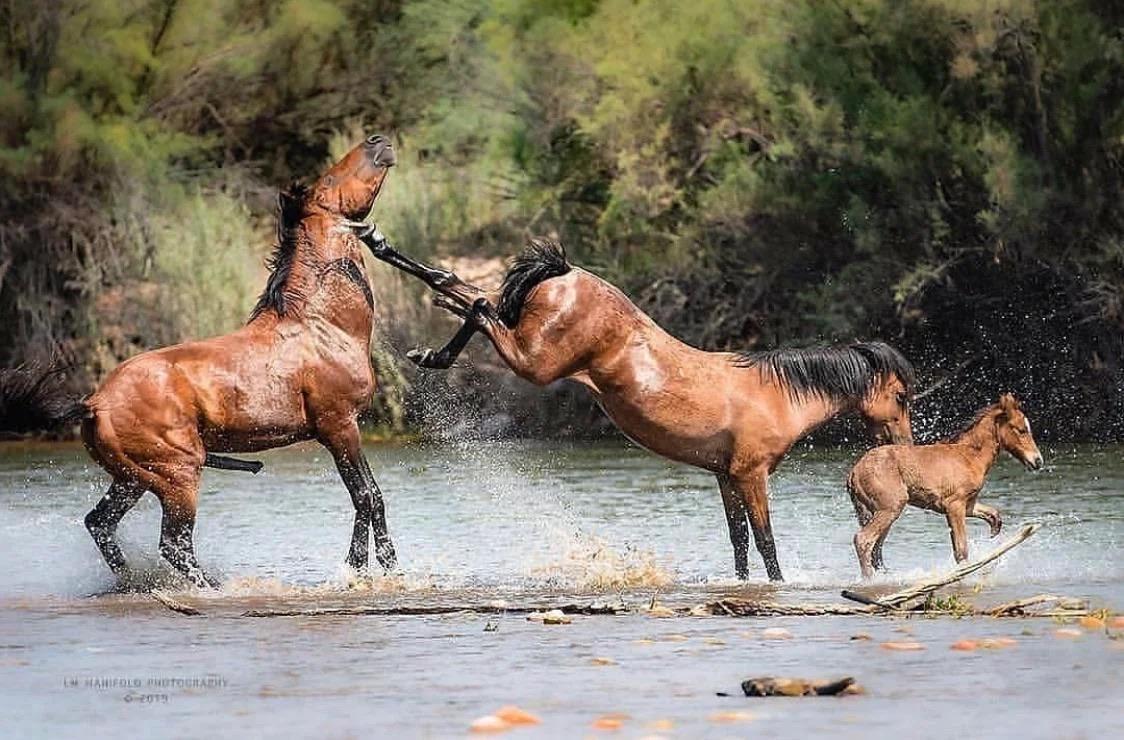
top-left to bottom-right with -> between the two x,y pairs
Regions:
320,421 -> 397,573
354,228 -> 485,310
968,501 -> 1002,537
407,302 -> 480,370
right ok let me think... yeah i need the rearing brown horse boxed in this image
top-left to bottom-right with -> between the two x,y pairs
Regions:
352,234 -> 915,581
0,136 -> 399,587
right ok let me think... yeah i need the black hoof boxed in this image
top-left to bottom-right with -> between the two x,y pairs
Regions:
407,348 -> 434,366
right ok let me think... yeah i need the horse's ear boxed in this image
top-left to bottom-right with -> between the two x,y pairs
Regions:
998,393 -> 1019,417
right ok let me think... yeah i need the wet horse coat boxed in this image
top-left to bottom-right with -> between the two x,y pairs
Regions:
0,137 -> 399,587
353,236 -> 916,581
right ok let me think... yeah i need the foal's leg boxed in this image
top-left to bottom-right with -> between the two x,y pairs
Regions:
716,474 -> 751,580
945,503 -> 970,563
967,502 -> 1002,537
321,421 -> 397,573
732,468 -> 782,582
85,480 -> 145,576
853,502 -> 906,579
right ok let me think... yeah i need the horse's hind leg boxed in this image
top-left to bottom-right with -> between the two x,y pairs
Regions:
854,502 -> 905,579
151,473 -> 218,589
320,421 -> 397,573
716,474 -> 751,580
731,468 -> 782,582
85,480 -> 145,576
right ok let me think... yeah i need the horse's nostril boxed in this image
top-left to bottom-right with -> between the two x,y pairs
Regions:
366,135 -> 384,146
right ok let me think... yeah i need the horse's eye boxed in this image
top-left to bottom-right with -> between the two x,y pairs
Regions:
896,392 -> 909,407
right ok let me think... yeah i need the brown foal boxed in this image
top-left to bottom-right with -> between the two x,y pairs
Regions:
350,235 -> 916,581
1,136 -> 399,587
847,393 -> 1043,578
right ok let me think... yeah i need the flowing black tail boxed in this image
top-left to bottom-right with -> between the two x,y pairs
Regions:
0,364 -> 88,434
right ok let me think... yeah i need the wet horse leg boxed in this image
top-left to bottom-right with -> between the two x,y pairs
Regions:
732,469 -> 783,582
968,501 -> 1002,537
716,474 -> 751,580
321,422 -> 397,573
945,503 -> 970,563
853,502 -> 905,579
357,231 -> 486,310
85,480 -> 145,576
154,474 -> 218,589
407,315 -> 479,370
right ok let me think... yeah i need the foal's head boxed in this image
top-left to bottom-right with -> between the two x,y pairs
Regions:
994,393 -> 1044,470
307,134 -> 396,220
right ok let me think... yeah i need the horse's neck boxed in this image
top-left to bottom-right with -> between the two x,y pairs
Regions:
787,394 -> 849,439
955,412 -> 1002,472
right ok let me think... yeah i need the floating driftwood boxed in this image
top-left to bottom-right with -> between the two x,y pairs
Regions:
150,589 -> 202,616
241,602 -> 629,618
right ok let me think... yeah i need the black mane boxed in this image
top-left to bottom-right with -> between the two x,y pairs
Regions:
735,341 -> 916,402
250,183 -> 309,320
497,238 -> 572,327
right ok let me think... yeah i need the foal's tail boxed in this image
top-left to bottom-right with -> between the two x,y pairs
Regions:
497,238 -> 572,327
0,363 -> 88,434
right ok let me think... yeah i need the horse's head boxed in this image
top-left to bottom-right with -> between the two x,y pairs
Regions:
307,134 -> 396,220
995,393 -> 1044,470
858,371 -> 914,445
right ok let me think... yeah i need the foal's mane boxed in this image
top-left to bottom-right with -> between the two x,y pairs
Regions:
948,402 -> 1003,443
250,182 -> 309,320
735,341 -> 916,402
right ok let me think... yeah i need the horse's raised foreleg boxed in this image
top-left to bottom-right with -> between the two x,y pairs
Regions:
716,473 -> 751,580
321,422 -> 397,573
85,480 -> 145,576
732,468 -> 783,582
355,230 -> 486,309
968,501 -> 1002,537
407,315 -> 479,370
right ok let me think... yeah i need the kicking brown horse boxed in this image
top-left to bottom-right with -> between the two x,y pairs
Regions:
848,392 -> 1043,578
349,234 -> 915,581
0,136 -> 399,587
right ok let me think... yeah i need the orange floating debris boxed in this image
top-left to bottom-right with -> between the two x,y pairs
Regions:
950,639 -> 978,651
590,657 -> 617,666
708,711 -> 754,724
1110,616 -> 1124,629
494,706 -> 540,726
880,641 -> 925,651
1078,616 -> 1105,630
647,719 -> 675,731
1054,627 -> 1083,638
469,715 -> 511,733
591,716 -> 625,731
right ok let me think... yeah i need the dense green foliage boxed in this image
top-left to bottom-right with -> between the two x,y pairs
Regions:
2,0 -> 1122,439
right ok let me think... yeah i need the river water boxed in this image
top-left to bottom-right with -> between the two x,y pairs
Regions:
0,439 -> 1120,738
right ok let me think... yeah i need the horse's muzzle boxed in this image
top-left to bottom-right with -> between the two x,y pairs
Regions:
366,134 -> 396,168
